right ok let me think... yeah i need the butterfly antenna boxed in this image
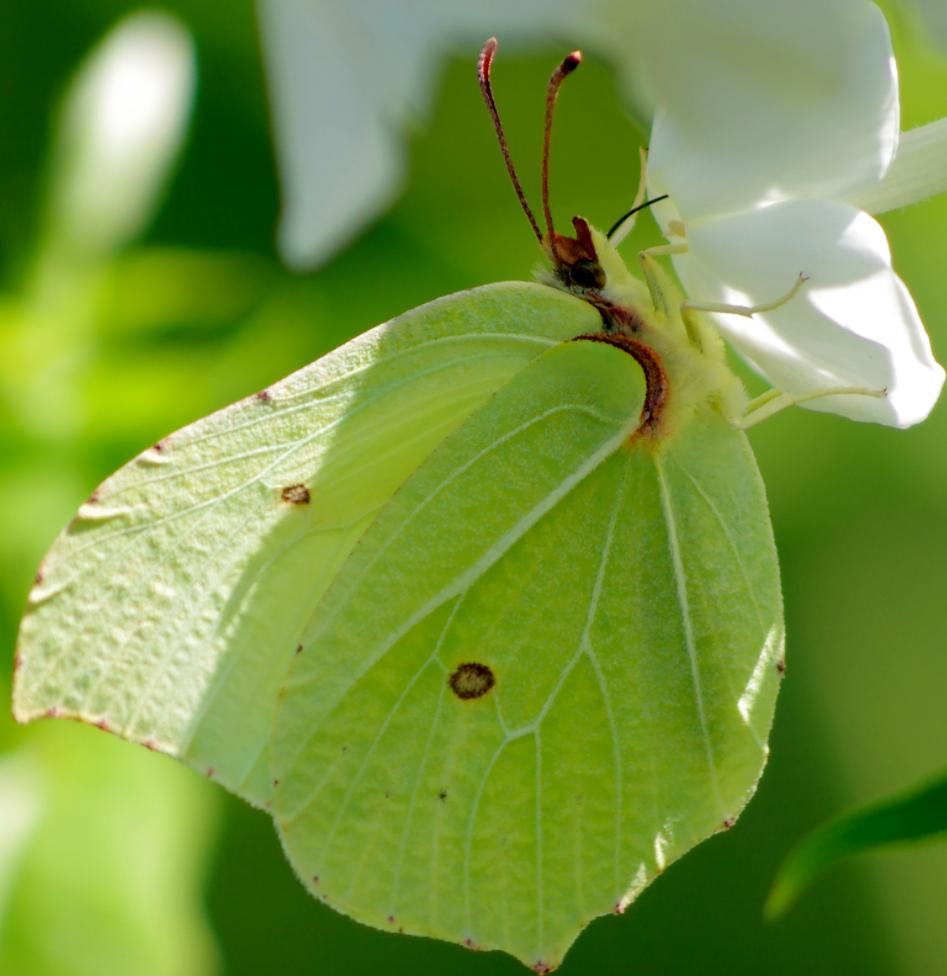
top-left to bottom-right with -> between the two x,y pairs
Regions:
605,194 -> 670,239
542,49 -> 582,243
478,38 -> 543,244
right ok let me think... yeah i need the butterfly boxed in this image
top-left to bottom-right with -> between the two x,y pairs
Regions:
13,38 -> 783,971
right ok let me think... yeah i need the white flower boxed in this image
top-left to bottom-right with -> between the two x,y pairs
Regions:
257,0 -> 584,269
259,0 -> 946,426
623,0 -> 944,427
45,11 -> 194,259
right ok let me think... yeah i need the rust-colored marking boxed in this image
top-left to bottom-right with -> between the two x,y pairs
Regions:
143,738 -> 158,751
281,484 -> 310,505
44,707 -> 60,719
532,962 -> 555,974
94,718 -> 110,732
721,817 -> 735,830
572,332 -> 668,436
256,389 -> 272,402
589,298 -> 646,334
34,568 -> 45,586
206,767 -> 215,778
386,915 -> 396,925
776,658 -> 786,675
449,663 -> 495,700
13,652 -> 21,672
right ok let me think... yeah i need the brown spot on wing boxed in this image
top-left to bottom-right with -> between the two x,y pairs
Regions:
449,663 -> 495,700
281,484 -> 310,505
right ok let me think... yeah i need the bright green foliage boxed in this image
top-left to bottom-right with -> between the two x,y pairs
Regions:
768,770 -> 947,917
0,724 -> 218,976
13,224 -> 784,968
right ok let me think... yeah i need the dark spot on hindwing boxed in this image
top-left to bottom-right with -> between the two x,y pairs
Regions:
281,483 -> 310,505
449,662 -> 495,700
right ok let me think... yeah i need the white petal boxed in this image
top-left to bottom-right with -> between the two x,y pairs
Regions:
848,117 -> 947,215
677,200 -> 944,427
48,12 -> 194,257
258,0 -> 406,270
636,0 -> 898,222
259,0 -> 585,270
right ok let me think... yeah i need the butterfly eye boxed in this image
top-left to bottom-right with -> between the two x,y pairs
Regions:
568,259 -> 606,290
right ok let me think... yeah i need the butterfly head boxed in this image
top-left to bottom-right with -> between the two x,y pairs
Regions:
544,217 -> 605,292
478,40 -> 650,310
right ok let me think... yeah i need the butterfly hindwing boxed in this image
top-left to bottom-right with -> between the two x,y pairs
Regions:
271,338 -> 782,966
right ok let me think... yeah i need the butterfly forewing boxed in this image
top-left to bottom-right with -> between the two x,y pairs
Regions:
13,283 -> 599,807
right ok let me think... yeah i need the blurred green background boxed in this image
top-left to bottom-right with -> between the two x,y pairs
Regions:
2,1 -> 946,974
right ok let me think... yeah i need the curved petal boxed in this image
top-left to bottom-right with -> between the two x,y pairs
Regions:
676,200 -> 944,427
49,11 -> 194,257
259,0 -> 585,270
258,0 -> 408,270
636,0 -> 898,222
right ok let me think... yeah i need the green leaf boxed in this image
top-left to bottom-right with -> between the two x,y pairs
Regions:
767,771 -> 947,917
272,338 -> 783,968
12,283 -> 598,807
0,725 -> 218,976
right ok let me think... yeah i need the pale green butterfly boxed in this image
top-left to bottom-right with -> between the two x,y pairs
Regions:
12,39 -> 783,971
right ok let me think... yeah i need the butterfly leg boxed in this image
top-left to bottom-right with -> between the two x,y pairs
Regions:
638,244 -> 688,317
610,148 -> 656,245
681,272 -> 809,318
737,385 -> 888,429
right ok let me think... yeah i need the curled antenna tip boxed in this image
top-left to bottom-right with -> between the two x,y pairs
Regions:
479,37 -> 498,76
563,51 -> 582,72
477,35 -> 543,243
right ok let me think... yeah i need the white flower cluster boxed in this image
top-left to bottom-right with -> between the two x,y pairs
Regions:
260,0 -> 946,427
